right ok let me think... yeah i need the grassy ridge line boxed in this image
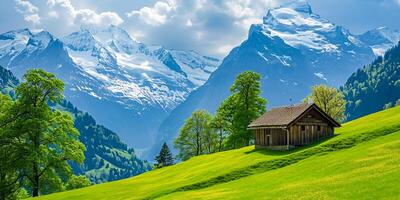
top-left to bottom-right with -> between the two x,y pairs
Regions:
144,124 -> 400,200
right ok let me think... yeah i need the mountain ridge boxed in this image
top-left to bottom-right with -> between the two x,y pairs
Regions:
149,1 -> 390,159
0,26 -> 220,149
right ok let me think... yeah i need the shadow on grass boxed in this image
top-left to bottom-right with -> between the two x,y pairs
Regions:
244,135 -> 338,156
143,125 -> 400,200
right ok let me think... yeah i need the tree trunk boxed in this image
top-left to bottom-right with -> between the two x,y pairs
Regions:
32,172 -> 39,197
218,129 -> 223,152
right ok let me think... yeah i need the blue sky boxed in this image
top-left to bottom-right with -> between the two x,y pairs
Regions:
1,0 -> 400,58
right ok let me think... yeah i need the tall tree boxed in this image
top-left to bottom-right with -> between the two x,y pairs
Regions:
5,69 -> 85,197
174,110 -> 212,160
306,84 -> 346,122
154,142 -> 174,168
211,102 -> 232,152
0,94 -> 24,200
218,71 -> 267,148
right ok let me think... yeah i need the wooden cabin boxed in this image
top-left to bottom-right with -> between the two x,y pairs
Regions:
248,103 -> 341,150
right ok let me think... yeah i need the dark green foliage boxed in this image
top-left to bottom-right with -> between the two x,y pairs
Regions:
174,71 -> 266,161
0,95 -> 23,200
0,66 -> 151,188
217,71 -> 267,149
155,143 -> 174,168
59,100 -> 152,183
0,69 -> 86,197
65,175 -> 91,191
342,41 -> 400,120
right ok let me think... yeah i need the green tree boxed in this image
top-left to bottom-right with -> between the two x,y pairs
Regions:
0,94 -> 24,200
218,71 -> 266,149
306,84 -> 346,122
174,110 -> 212,160
65,175 -> 91,191
5,69 -> 85,197
210,109 -> 230,152
154,142 -> 174,168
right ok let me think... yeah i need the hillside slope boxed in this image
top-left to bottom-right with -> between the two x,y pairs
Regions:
342,41 -> 400,120
151,0 -> 377,159
35,105 -> 400,199
0,65 -> 150,183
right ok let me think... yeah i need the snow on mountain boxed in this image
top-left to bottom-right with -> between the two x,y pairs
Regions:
0,26 -> 220,148
358,27 -> 400,56
257,0 -> 374,86
149,0 -> 377,159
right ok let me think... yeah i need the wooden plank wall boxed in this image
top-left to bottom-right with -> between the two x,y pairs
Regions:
254,128 -> 286,146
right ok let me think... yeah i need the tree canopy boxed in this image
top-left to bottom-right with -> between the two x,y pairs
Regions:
174,110 -> 214,160
306,84 -> 346,122
175,71 -> 267,160
0,69 -> 85,198
218,71 -> 266,148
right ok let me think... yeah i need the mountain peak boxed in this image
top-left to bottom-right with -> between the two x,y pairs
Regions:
263,0 -> 317,26
63,29 -> 98,51
283,0 -> 312,14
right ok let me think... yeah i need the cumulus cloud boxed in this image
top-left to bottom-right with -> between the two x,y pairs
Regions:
124,0 -> 283,57
46,0 -> 124,27
126,0 -> 177,26
14,0 -> 41,25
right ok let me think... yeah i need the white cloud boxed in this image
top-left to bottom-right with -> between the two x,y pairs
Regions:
46,0 -> 123,27
126,1 -> 177,26
124,0 -> 282,57
395,0 -> 400,5
14,0 -> 41,25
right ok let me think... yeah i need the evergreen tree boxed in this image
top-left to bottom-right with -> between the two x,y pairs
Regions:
155,142 -> 174,168
341,42 -> 400,120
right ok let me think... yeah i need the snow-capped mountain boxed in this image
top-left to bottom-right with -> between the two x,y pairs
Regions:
0,26 -> 220,148
358,27 -> 400,56
150,0 -> 378,158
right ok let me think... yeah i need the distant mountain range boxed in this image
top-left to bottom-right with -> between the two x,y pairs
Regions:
358,27 -> 400,56
150,0 -> 400,158
0,26 -> 220,150
0,0 -> 399,160
0,65 -> 151,183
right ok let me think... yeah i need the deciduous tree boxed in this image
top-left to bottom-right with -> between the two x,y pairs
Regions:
306,84 -> 346,122
4,69 -> 85,197
218,71 -> 266,148
174,110 -> 212,160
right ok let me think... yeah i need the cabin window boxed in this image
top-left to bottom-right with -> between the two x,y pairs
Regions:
301,125 -> 306,131
317,125 -> 321,131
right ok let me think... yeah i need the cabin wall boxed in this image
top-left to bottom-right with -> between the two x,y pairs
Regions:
288,124 -> 332,146
254,128 -> 286,147
252,106 -> 337,150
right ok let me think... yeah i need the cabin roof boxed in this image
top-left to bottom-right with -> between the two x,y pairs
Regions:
248,103 -> 341,129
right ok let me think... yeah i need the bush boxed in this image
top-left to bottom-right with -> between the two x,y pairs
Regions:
65,175 -> 92,190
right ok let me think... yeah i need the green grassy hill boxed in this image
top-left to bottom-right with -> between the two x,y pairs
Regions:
35,106 -> 400,200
